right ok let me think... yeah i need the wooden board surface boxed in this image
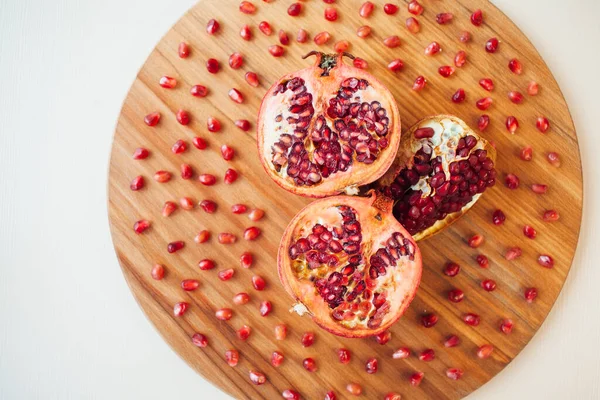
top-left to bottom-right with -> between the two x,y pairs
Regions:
107,0 -> 583,398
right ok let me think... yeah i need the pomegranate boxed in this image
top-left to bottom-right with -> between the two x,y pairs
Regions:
278,192 -> 422,337
258,52 -> 401,198
376,115 -> 497,241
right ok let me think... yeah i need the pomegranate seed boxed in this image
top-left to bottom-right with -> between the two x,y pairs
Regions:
438,65 -> 455,77
410,372 -> 424,386
179,197 -> 195,210
167,241 -> 185,253
228,88 -> 244,104
172,139 -> 187,154
268,45 -> 285,57
452,88 -> 466,103
538,254 -> 554,268
338,348 -> 351,363
190,85 -> 208,97
505,173 -> 520,189
324,7 -> 338,21
272,351 -> 284,367
178,42 -> 190,58
174,302 -> 189,316
413,76 -> 427,91
459,31 -> 472,43
200,199 -> 217,213
425,41 -> 441,56
407,1 -> 423,15
215,308 -> 233,321
392,347 -> 410,359
275,324 -> 287,340
508,91 -> 524,104
181,163 -> 193,180
528,81 -> 539,96
151,264 -> 165,280
477,254 -> 489,268
220,144 -> 234,161
543,209 -> 560,222
206,19 -> 220,35
384,4 -> 398,14
454,51 -> 467,67
198,259 -> 215,270
479,78 -> 494,91
388,59 -> 404,72
235,119 -> 251,131
471,9 -> 483,26
476,97 -> 493,110
375,330 -> 391,345
132,148 -> 149,160
233,292 -> 250,305
191,333 -> 207,347
448,288 -> 464,303
536,116 -> 550,133
520,146 -> 533,161
288,2 -> 302,16
508,58 -> 523,75
419,349 -> 435,362
314,31 -> 331,45
240,252 -> 253,268
162,201 -> 177,217
446,368 -> 464,380
181,279 -> 199,291
206,58 -> 220,74
444,335 -> 460,348
421,313 -> 438,328
303,358 -> 317,372
346,383 -> 362,396
436,12 -> 453,24
406,17 -> 420,33
505,247 -> 523,260
229,52 -> 243,69
500,318 -> 514,334
154,171 -> 171,183
279,30 -> 290,45
365,357 -> 378,373
258,21 -> 272,36
144,112 -> 161,126
296,29 -> 308,43
248,209 -> 265,221
240,25 -> 252,41
259,300 -> 272,316
485,37 -> 499,53
523,224 -> 538,239
547,152 -> 561,167
468,234 -> 484,248
301,332 -> 315,347
192,137 -> 207,150
252,275 -> 266,290
353,57 -> 368,69
232,204 -> 247,214
218,269 -> 234,281
444,262 -> 460,277
239,1 -> 256,14
130,176 -> 144,191
525,288 -> 538,303
477,114 -> 490,131
198,174 -> 216,186
236,325 -> 251,341
383,35 -> 401,48
531,184 -> 547,194
225,350 -> 239,367
194,230 -> 210,243
463,313 -> 480,326
481,279 -> 497,292
357,25 -> 372,38
359,1 -> 374,18
218,233 -> 237,244
384,393 -> 401,400
506,116 -> 519,134
159,76 -> 176,89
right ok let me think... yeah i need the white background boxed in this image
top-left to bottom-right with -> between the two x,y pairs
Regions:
0,0 -> 598,398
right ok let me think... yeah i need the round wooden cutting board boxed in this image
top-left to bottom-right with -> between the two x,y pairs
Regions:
107,0 -> 583,398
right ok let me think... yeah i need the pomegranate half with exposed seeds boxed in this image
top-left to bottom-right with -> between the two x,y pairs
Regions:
278,193 -> 422,337
258,52 -> 401,198
376,115 -> 497,241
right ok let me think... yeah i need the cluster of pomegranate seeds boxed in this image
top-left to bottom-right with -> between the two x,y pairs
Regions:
269,45 -> 285,57
206,58 -> 220,74
410,372 -> 424,386
338,348 -> 351,363
144,112 -> 161,126
471,9 -> 484,26
215,308 -> 233,321
421,313 -> 438,328
525,287 -> 538,303
448,288 -> 464,303
275,324 -> 287,340
436,12 -> 453,24
159,76 -> 177,89
446,368 -> 464,380
191,333 -> 208,348
303,357 -> 317,372
225,350 -> 239,367
249,370 -> 267,385
393,347 -> 410,359
151,264 -> 165,280
233,292 -> 250,305
346,383 -> 363,396
406,17 -> 420,33
167,240 -> 184,253
444,262 -> 460,277
365,357 -> 378,373
384,3 -> 398,14
173,302 -> 189,316
408,0 -> 423,15
272,351 -> 284,367
206,19 -> 219,35
190,85 -> 208,97
419,349 -> 435,361
287,2 -> 302,16
444,334 -> 460,348
463,313 -> 480,326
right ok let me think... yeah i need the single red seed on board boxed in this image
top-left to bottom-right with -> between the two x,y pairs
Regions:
216,308 -> 233,321
447,368 -> 464,380
144,112 -> 161,126
445,335 -> 460,348
167,241 -> 185,253
523,225 -> 537,239
259,21 -> 272,36
297,29 -> 308,43
436,13 -> 453,24
485,37 -> 499,53
173,302 -> 189,316
521,146 -> 533,161
375,330 -> 391,345
505,247 -> 522,260
154,171 -> 172,183
151,264 -> 165,280
476,97 -> 493,110
410,372 -> 424,386
392,347 -> 410,359
346,383 -> 362,395
455,51 -> 467,67
500,318 -> 514,334
288,2 -> 302,16
478,114 -> 490,131
206,19 -> 220,35
252,275 -> 266,290
438,65 -> 455,77
199,174 -> 216,186
159,76 -> 177,88
471,9 -> 483,26
206,58 -> 220,74
468,234 -> 484,248
192,137 -> 207,150
324,7 -> 338,21
413,76 -> 427,91
547,152 -> 561,167
194,230 -> 210,243
268,45 -> 285,57
384,4 -> 398,14
134,220 -> 150,234
406,17 -> 420,33
452,88 -> 466,103
419,349 -> 435,362
249,209 -> 265,221
200,199 -> 217,213
178,42 -> 190,58
506,116 -> 519,133
477,254 -> 489,268
240,25 -> 252,41
219,269 -> 235,281
444,262 -> 460,277
479,78 -> 494,91
162,201 -> 177,217
181,279 -> 199,291
525,288 -> 538,303
229,52 -> 243,69
240,252 -> 253,268
225,350 -> 239,367
425,41 -> 441,56
508,58 -> 522,74
260,300 -> 272,316
353,57 -> 368,69
538,254 -> 555,268
408,0 -> 423,15
279,30 -> 290,45
179,197 -> 195,210
239,1 -> 256,14
383,35 -> 401,48
421,313 -> 438,328
314,31 -> 332,46
235,119 -> 251,131
528,81 -> 539,96
224,168 -> 238,184
448,288 -> 464,303
459,31 -> 471,43
543,209 -> 560,222
218,233 -> 237,244
481,279 -> 497,292
505,173 -> 520,189
272,351 -> 284,367
359,1 -> 374,18
463,313 -> 480,326
130,176 -> 144,191
190,85 -> 208,97
508,91 -> 524,104
172,139 -> 187,154
536,116 -> 550,133
275,324 -> 287,340
198,259 -> 215,270
132,147 -> 149,160
233,292 -> 250,305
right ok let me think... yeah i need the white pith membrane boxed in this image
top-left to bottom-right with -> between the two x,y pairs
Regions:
285,198 -> 421,332
383,117 -> 496,238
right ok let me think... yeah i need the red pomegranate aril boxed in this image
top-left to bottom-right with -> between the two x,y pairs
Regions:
178,42 -> 190,58
547,152 -> 561,167
248,209 -> 265,221
192,137 -> 207,150
538,254 -> 554,268
536,116 -> 550,133
132,147 -> 149,160
314,31 -> 331,45
206,58 -> 220,74
505,247 -> 523,260
543,209 -> 560,222
384,3 -> 398,14
485,37 -> 499,53
144,112 -> 160,126
252,275 -> 266,291
279,30 -> 290,45
524,224 -> 538,239
243,226 -> 261,241
324,7 -> 338,21
471,9 -> 483,26
532,184 -> 547,194
240,252 -> 253,268
206,19 -> 220,35
528,81 -> 539,96
455,51 -> 467,67
406,17 -> 420,33
447,368 -> 464,380
249,370 -> 267,385
438,66 -> 455,78
479,78 -> 494,91
500,318 -> 514,334
408,1 -> 424,15
359,1 -> 374,18
459,30 -> 472,43
233,292 -> 250,305
476,97 -> 493,110
229,52 -> 243,69
181,163 -> 193,180
421,313 -> 438,328
468,234 -> 484,248
216,308 -> 233,321
521,146 -> 533,161
192,333 -> 207,348
259,21 -> 272,36
444,262 -> 460,277
225,350 -> 239,367
346,383 -> 363,396
240,25 -> 252,41
413,76 -> 427,91
167,241 -> 185,253
195,230 -> 210,243
159,76 -> 177,89
151,264 -> 165,280
190,85 -> 208,97
410,372 -> 424,387
425,41 -> 441,56
154,171 -> 171,183
288,2 -> 302,16
239,1 -> 256,14
244,72 -> 260,89
481,279 -> 497,292
445,335 -> 460,348
198,174 -> 216,186
436,13 -> 453,24
419,349 -> 435,362
393,347 -> 410,359
337,348 -> 351,363
463,313 -> 480,326
525,288 -> 538,303
505,173 -> 520,189
301,331 -> 315,347
173,302 -> 189,316
353,57 -> 368,69
388,59 -> 404,73
200,199 -> 217,213
162,201 -> 177,217
181,279 -> 199,291
365,357 -> 378,373
275,324 -> 287,340
237,325 -> 251,340
218,233 -> 237,244
198,259 -> 215,270
508,91 -> 524,104
476,254 -> 489,268
218,269 -> 235,281
259,300 -> 272,316
452,88 -> 466,103
133,220 -> 150,234
303,358 -> 317,372
269,45 -> 284,57
232,204 -> 247,214
172,139 -> 187,154
130,176 -> 144,191
383,35 -> 401,48
272,351 -> 284,367
448,288 -> 464,303
229,88 -> 244,104
478,114 -> 490,131
235,119 -> 251,132
375,330 -> 391,345
179,197 -> 195,210
296,29 -> 308,43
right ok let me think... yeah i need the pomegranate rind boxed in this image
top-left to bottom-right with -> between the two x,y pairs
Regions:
277,194 -> 422,337
376,114 -> 497,241
257,53 -> 401,198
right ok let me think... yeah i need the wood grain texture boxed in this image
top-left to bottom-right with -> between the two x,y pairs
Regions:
107,0 -> 583,398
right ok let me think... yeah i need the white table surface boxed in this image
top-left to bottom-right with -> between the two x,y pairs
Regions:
0,0 -> 598,398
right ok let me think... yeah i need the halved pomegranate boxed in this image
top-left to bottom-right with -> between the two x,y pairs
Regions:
375,115 -> 497,240
258,52 -> 401,198
278,192 -> 422,337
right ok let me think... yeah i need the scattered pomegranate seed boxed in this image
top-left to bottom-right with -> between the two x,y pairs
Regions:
303,357 -> 317,372
173,302 -> 189,316
421,313 -> 438,328
531,184 -> 547,194
252,275 -> 266,291
356,25 -> 372,38
476,254 -> 489,268
190,85 -> 208,97
481,279 -> 497,292
451,88 -> 466,103
218,233 -> 237,244
237,325 -> 251,340
406,17 -> 420,33
191,333 -> 207,347
438,65 -> 455,78
446,368 -> 464,380
463,313 -> 480,326
425,41 -> 441,56
274,324 -> 287,340
485,37 -> 499,53
479,78 -> 494,91
296,29 -> 308,43
181,279 -> 199,291
388,59 -> 404,72
206,19 -> 220,35
233,292 -> 250,305
198,174 -> 216,186
144,112 -> 161,126
279,30 -> 290,45
468,234 -> 484,248
151,264 -> 165,280
477,114 -> 490,131
172,139 -> 187,154
448,288 -> 464,303
408,0 -> 423,15
337,348 -> 351,363
178,42 -> 190,58
538,254 -> 554,268
392,347 -> 410,359
346,383 -> 362,396
365,357 -> 378,373
240,25 -> 252,41
268,45 -> 285,57
159,76 -> 177,89
410,372 -> 424,386
547,152 -> 561,167
436,12 -> 453,24
508,91 -> 524,104
194,230 -> 210,243
413,76 -> 427,91
239,1 -> 256,14
154,171 -> 172,183
505,247 -> 523,260
272,351 -> 284,367
384,393 -> 401,400
248,209 -> 265,221
384,3 -> 398,14
419,349 -> 435,362
215,308 -> 233,321
543,209 -> 560,222
359,1 -> 374,18
225,350 -> 239,367
536,116 -> 550,133
383,35 -> 401,48
505,173 -> 520,189
218,269 -> 235,281
525,287 -> 538,303
500,318 -> 514,334
471,9 -> 483,26
528,81 -> 539,96
324,7 -> 338,21
314,31 -> 331,46
288,2 -> 302,16
444,334 -> 460,348
167,241 -> 185,253
179,197 -> 195,210
200,199 -> 217,213
493,209 -> 506,225
476,97 -> 493,110
192,137 -> 207,150
353,57 -> 368,69
520,146 -> 533,161
162,201 -> 177,217
259,300 -> 272,316
206,58 -> 220,74
375,330 -> 391,345
454,50 -> 467,67
334,40 -> 348,53
459,31 -> 472,43
130,176 -> 144,191
444,262 -> 460,277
